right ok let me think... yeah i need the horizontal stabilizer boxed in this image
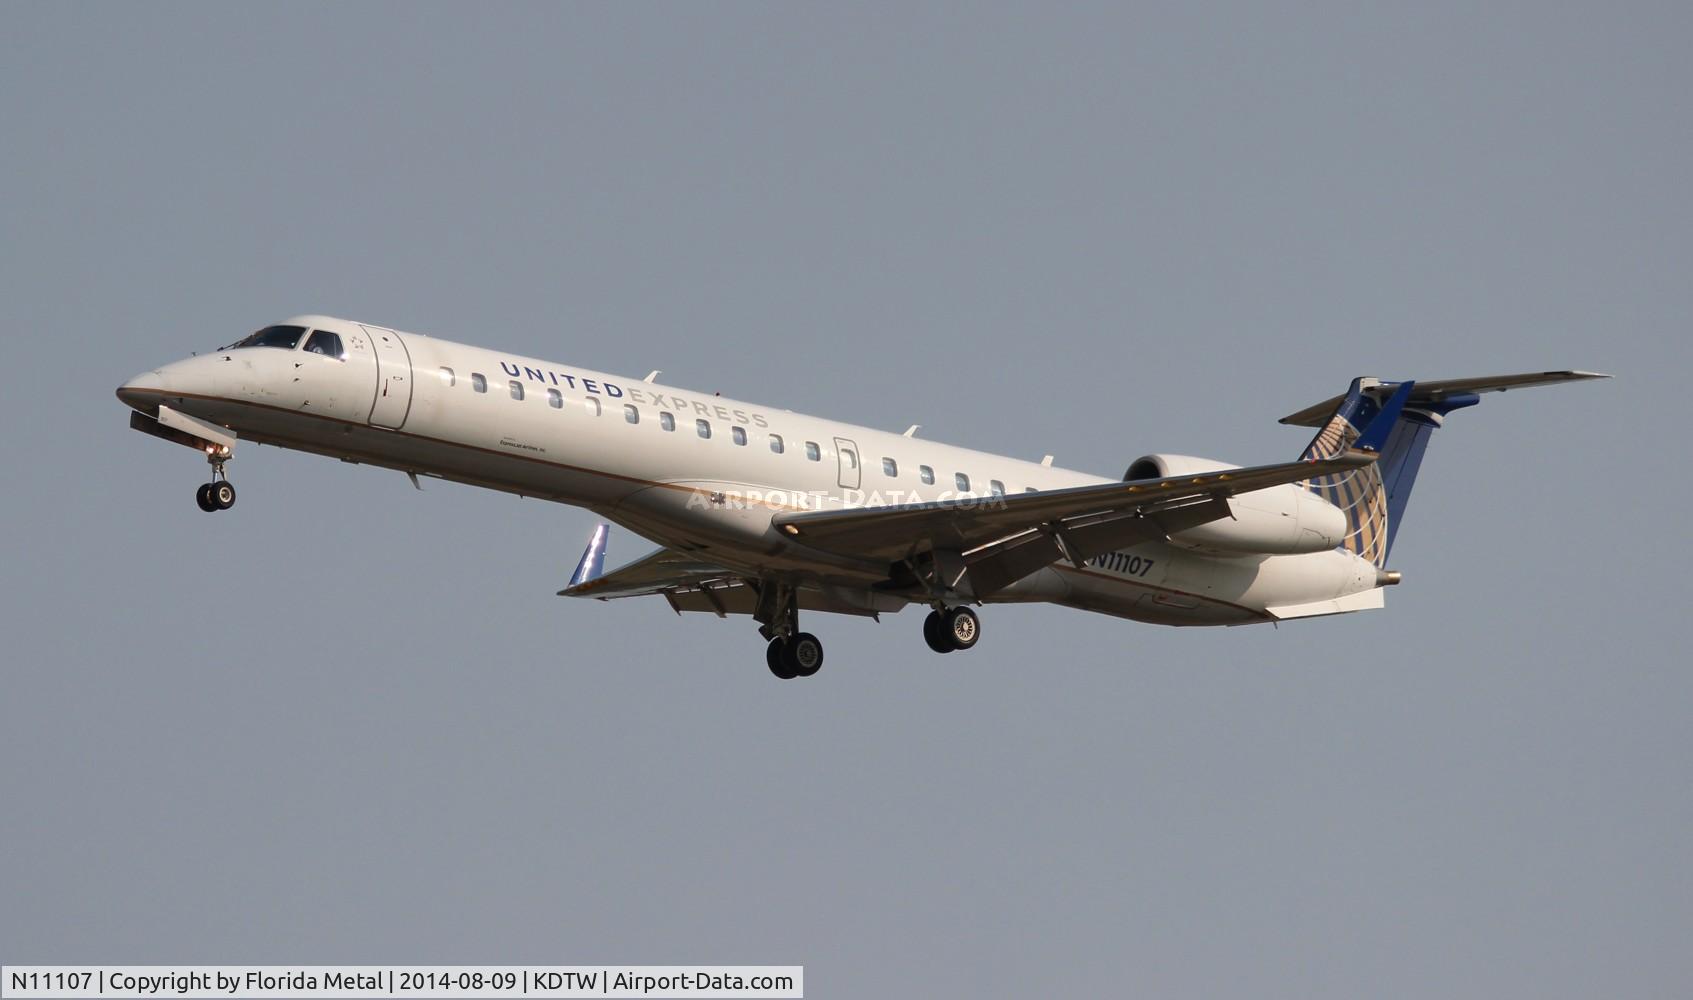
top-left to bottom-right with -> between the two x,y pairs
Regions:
1278,371 -> 1610,427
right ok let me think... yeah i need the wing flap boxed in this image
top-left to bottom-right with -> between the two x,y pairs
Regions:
961,497 -> 1230,596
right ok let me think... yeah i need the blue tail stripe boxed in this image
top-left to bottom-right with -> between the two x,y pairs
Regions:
1379,417 -> 1434,557
1354,380 -> 1415,453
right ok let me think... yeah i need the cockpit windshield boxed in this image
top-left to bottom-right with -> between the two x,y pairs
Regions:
303,330 -> 345,359
220,325 -> 306,351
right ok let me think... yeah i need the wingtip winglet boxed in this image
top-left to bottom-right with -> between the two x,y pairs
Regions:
565,523 -> 610,592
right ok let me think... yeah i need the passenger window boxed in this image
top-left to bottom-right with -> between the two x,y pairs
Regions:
547,388 -> 562,408
439,366 -> 456,387
842,448 -> 857,469
509,381 -> 524,401
882,457 -> 898,477
471,373 -> 487,393
625,404 -> 639,424
769,434 -> 784,454
697,419 -> 712,439
955,473 -> 971,492
919,465 -> 935,485
990,480 -> 1005,497
660,412 -> 675,431
805,441 -> 821,461
586,397 -> 601,416
303,330 -> 344,359
732,426 -> 747,445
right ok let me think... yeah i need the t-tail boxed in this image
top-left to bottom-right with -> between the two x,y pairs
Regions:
1282,371 -> 1610,568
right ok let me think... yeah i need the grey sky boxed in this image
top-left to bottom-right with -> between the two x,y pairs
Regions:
2,4 -> 1688,997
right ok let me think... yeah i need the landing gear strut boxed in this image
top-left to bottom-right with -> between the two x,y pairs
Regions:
754,582 -> 824,679
923,606 -> 980,653
195,451 -> 236,512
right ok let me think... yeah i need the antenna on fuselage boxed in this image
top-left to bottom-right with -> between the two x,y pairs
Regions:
903,425 -> 920,437
643,371 -> 661,383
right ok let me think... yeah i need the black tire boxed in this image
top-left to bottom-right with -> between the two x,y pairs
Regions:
195,483 -> 218,512
766,638 -> 798,679
212,481 -> 236,510
785,632 -> 824,677
943,606 -> 980,650
922,611 -> 953,654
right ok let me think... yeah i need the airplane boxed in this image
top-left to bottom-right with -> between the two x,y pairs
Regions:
116,316 -> 1607,678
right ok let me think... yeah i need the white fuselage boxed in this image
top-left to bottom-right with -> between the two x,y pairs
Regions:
118,316 -> 1385,626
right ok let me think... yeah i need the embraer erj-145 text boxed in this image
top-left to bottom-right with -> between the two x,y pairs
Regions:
117,317 -> 1606,678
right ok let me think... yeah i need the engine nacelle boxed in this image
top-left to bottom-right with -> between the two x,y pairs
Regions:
1125,454 -> 1347,556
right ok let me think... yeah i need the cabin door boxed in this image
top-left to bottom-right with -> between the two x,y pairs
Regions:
363,325 -> 414,429
834,437 -> 861,491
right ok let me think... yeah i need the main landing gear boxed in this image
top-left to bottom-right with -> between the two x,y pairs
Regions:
193,451 -> 236,513
751,585 -> 982,677
754,582 -> 826,680
923,606 -> 980,654
766,633 -> 824,680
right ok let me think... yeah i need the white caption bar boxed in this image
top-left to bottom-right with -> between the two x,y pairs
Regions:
1,967 -> 802,999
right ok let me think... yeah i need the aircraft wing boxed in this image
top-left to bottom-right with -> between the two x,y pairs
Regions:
564,450 -> 1376,610
559,544 -> 739,601
558,536 -> 887,619
770,451 -> 1378,568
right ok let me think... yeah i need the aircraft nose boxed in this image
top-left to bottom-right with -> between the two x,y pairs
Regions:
116,369 -> 167,413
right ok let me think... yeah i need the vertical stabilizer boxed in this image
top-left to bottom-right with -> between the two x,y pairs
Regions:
1296,378 -> 1477,567
1284,371 -> 1609,565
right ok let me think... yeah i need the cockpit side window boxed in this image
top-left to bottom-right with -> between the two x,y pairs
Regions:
227,325 -> 306,350
303,330 -> 345,359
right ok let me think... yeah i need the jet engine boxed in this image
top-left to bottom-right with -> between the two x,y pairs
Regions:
1125,454 -> 1348,556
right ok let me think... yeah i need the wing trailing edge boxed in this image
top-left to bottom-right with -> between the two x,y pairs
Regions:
770,449 -> 1378,564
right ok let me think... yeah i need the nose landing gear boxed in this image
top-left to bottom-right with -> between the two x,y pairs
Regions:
194,481 -> 236,512
194,451 -> 236,512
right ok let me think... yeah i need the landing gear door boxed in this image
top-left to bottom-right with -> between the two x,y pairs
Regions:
362,324 -> 413,429
833,437 -> 861,491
